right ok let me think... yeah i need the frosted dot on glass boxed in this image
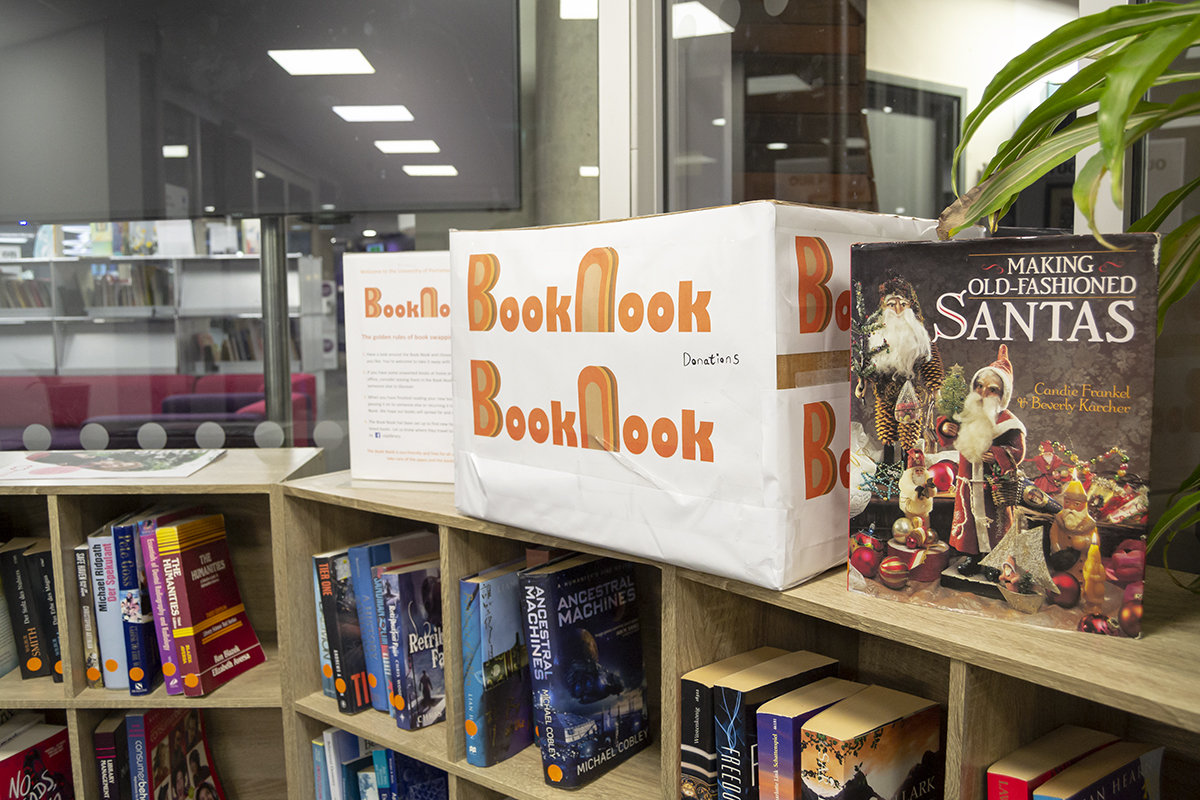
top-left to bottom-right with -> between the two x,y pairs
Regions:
195,422 -> 226,449
255,421 -> 285,449
137,422 -> 168,450
80,423 -> 110,451
764,0 -> 788,15
22,424 -> 52,451
313,420 -> 344,449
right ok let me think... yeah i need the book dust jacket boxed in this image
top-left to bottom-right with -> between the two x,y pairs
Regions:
848,234 -> 1158,637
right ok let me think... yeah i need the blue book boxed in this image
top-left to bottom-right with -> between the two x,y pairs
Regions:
460,559 -> 533,767
313,739 -> 332,800
322,728 -> 365,800
370,750 -> 395,800
340,755 -> 374,800
356,762 -> 379,800
347,532 -> 438,713
518,554 -> 651,790
381,558 -> 444,730
125,709 -> 149,800
391,751 -> 447,800
112,512 -> 163,695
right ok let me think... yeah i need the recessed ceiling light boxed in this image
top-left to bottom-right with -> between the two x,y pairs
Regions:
362,229 -> 378,237
766,142 -> 787,151
712,118 -> 727,127
375,140 -> 440,154
254,170 -> 266,179
162,145 -> 189,158
579,166 -> 599,177
403,165 -> 458,176
333,105 -> 414,122
267,48 -> 375,76
204,205 -> 216,213
560,0 -> 598,19
746,74 -> 811,96
883,106 -> 894,114
321,203 -> 336,211
672,2 -> 734,39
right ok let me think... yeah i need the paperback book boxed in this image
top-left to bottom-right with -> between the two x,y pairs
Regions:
112,512 -> 162,695
90,520 -> 132,690
127,708 -> 225,800
519,555 -> 651,789
987,725 -> 1118,800
315,549 -> 371,714
138,505 -> 204,696
1033,742 -> 1162,800
21,540 -> 62,682
94,711 -> 132,800
74,544 -> 104,688
381,558 -> 445,730
312,559 -> 335,700
0,724 -> 72,800
848,235 -> 1159,637
460,558 -> 533,767
0,538 -> 54,680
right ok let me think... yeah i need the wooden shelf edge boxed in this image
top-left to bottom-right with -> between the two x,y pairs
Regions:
292,692 -> 448,766
71,648 -> 283,709
0,671 -> 68,708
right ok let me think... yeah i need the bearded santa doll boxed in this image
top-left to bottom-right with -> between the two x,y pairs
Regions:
935,345 -> 1027,555
855,277 -> 944,457
1031,440 -> 1067,495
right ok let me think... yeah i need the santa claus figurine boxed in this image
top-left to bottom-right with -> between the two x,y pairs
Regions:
1030,440 -> 1067,495
898,442 -> 935,531
855,276 -> 943,458
936,345 -> 1027,557
1048,473 -> 1096,580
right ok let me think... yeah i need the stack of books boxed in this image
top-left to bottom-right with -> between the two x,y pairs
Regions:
988,725 -> 1162,799
313,727 -> 447,800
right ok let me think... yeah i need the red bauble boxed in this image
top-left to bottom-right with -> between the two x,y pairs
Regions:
1048,572 -> 1081,608
928,461 -> 956,493
850,547 -> 882,579
851,531 -> 886,555
1118,601 -> 1143,637
1124,580 -> 1145,604
1077,614 -> 1115,635
878,556 -> 909,589
1109,539 -> 1146,585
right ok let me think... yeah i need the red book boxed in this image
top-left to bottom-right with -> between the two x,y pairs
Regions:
987,725 -> 1118,799
0,724 -> 73,800
155,514 -> 266,697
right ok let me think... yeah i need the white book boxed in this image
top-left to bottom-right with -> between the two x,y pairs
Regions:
88,529 -> 129,690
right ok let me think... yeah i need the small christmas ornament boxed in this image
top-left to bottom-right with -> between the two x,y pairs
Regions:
1123,580 -> 1144,604
878,556 -> 909,589
894,380 -> 921,425
891,517 -> 913,542
1108,539 -> 1146,586
1077,614 -> 1116,636
905,533 -> 922,550
1118,600 -> 1142,637
1049,572 -> 1081,608
850,547 -> 882,579
928,460 -> 955,493
850,530 -> 886,555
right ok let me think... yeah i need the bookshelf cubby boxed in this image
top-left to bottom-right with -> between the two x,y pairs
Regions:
4,458 -> 1198,800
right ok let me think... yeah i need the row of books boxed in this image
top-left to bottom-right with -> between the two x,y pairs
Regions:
89,707 -> 225,800
680,647 -> 940,800
0,713 -> 73,800
0,538 -> 63,682
0,276 -> 52,309
75,507 -> 265,697
313,728 -> 446,800
987,725 -> 1163,800
314,536 -> 651,789
71,263 -> 173,308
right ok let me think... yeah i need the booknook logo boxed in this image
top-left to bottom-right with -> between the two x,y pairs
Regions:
470,359 -> 715,461
466,248 -> 712,333
364,286 -> 449,318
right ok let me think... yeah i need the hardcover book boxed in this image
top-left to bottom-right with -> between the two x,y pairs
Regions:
127,708 -> 226,800
756,678 -> 867,800
848,234 -> 1159,637
460,558 -> 534,767
155,514 -> 266,696
94,711 -> 132,800
348,531 -> 439,713
0,724 -> 72,800
1033,742 -> 1163,800
988,725 -> 1118,799
679,646 -> 788,800
74,544 -> 104,688
0,537 -> 53,680
381,558 -> 445,730
138,505 -> 203,696
21,540 -> 62,682
800,685 -> 941,800
518,554 -> 651,790
314,549 -> 371,714
713,650 -> 838,800
89,522 -> 131,689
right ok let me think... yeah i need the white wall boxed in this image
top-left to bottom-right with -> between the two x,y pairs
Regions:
867,0 -> 1078,193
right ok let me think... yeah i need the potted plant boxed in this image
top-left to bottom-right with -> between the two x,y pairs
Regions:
937,0 -> 1200,592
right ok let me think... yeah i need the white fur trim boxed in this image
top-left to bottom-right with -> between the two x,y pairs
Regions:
993,414 -> 1025,436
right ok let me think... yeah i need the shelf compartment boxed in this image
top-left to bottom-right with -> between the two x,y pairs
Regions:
0,667 -> 67,708
294,691 -> 448,767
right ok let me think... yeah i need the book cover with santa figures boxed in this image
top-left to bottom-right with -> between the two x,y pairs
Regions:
847,234 -> 1158,638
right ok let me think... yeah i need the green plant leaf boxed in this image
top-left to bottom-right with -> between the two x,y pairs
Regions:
1148,489 -> 1200,547
954,1 -> 1200,193
1098,19 -> 1200,208
1130,173 -> 1200,232
1158,215 -> 1200,333
1072,150 -> 1114,245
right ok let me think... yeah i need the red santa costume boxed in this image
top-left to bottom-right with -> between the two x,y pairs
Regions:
1031,440 -> 1067,495
936,346 -> 1027,555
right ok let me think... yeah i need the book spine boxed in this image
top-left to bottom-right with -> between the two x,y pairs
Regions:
680,678 -> 717,800
140,533 -> 182,695
0,547 -> 51,679
460,579 -> 488,767
989,773 -> 1032,800
157,538 -> 200,697
315,554 -> 370,713
95,725 -> 117,800
113,523 -> 160,694
519,568 -> 566,786
348,545 -> 388,712
91,539 -> 129,690
127,713 -> 149,800
715,685 -> 754,800
313,560 -> 336,699
756,712 -> 800,800
75,546 -> 104,688
383,574 -> 411,728
397,567 -> 444,730
312,740 -> 331,800
25,549 -> 62,681
371,566 -> 395,717
0,589 -> 17,679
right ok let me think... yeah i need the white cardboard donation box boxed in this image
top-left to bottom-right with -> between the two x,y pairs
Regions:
451,201 -> 942,590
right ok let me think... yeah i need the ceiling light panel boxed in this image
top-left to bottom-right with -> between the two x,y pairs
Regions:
268,49 -> 375,76
162,145 -> 189,158
403,165 -> 458,177
333,105 -> 414,122
375,140 -> 440,154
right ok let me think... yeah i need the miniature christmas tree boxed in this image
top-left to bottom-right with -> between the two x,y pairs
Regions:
936,364 -> 968,421
850,281 -> 888,385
